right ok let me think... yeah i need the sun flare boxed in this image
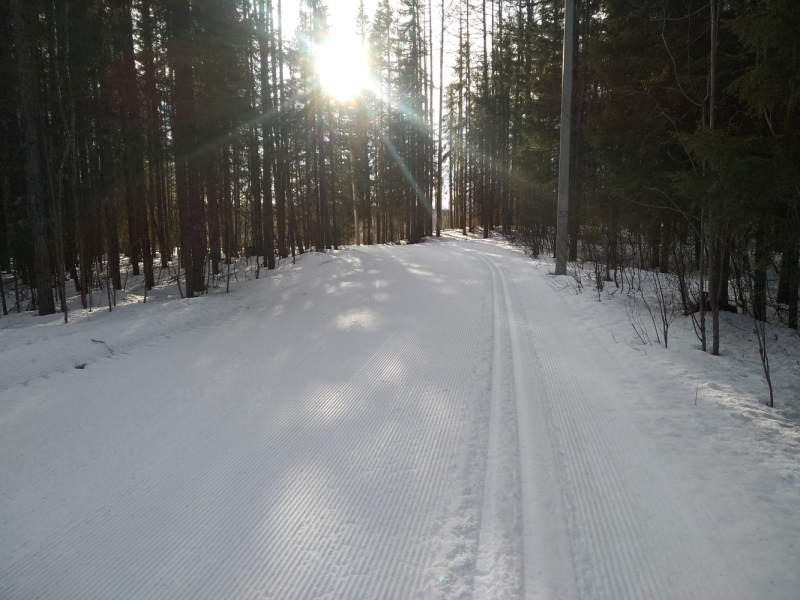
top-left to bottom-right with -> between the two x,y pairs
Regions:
315,34 -> 372,101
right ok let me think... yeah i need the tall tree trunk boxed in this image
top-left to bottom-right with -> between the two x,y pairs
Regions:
10,0 -> 56,315
260,0 -> 275,269
223,145 -> 233,264
119,0 -> 154,289
707,232 -> 722,355
753,226 -> 768,323
142,0 -> 169,269
458,4 -> 467,235
436,0 -> 445,237
317,100 -> 330,247
706,0 -> 721,351
250,126 -> 263,258
310,1 -> 328,250
206,159 -> 222,274
275,0 -> 288,258
788,239 -> 799,330
481,0 -> 490,239
167,0 -> 203,297
100,103 -> 122,291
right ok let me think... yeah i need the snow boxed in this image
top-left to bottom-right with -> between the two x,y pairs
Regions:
1,236 -> 799,599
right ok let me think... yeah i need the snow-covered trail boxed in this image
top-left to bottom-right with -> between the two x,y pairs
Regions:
1,240 -> 797,599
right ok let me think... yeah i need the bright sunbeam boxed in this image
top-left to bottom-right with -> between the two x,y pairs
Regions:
315,34 -> 372,101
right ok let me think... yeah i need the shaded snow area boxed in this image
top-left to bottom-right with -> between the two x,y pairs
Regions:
1,237 -> 799,599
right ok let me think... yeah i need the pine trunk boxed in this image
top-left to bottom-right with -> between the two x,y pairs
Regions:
10,0 -> 56,315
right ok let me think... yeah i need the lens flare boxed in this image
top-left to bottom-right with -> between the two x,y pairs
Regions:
315,34 -> 372,101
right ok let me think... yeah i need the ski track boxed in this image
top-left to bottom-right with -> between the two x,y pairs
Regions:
475,245 -> 764,600
1,240 -> 797,599
472,253 -> 524,600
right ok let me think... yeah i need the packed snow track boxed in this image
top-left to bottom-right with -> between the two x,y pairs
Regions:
1,239 -> 798,599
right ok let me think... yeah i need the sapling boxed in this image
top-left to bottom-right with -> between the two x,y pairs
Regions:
106,256 -> 112,311
628,265 -> 660,345
0,270 -> 7,316
594,260 -> 604,302
733,248 -> 774,407
750,283 -> 774,408
652,271 -> 682,348
175,254 -> 184,299
625,292 -> 652,346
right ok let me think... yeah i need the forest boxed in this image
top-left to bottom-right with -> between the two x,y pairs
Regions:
3,1 -> 800,593
2,0 -> 798,353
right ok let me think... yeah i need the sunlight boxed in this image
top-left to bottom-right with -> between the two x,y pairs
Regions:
315,33 -> 372,101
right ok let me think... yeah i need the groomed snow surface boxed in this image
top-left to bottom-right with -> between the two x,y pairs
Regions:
1,237 -> 799,599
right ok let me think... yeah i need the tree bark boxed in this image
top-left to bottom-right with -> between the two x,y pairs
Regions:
10,0 -> 56,315
753,226 -> 768,322
206,160 -> 222,274
436,0 -> 445,237
120,0 -> 154,289
142,0 -> 169,269
275,0 -> 288,258
166,0 -> 204,296
260,0 -> 275,269
482,0 -> 490,239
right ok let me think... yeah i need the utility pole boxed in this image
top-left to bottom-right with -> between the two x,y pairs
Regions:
436,0 -> 445,237
555,0 -> 575,275
351,149 -> 360,245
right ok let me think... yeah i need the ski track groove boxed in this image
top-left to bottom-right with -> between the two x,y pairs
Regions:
484,247 -> 653,599
471,246 -> 701,599
511,263 -> 676,599
472,252 -> 523,600
481,248 -> 739,600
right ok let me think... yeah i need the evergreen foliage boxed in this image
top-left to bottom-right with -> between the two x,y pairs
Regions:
1,0 -> 797,343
